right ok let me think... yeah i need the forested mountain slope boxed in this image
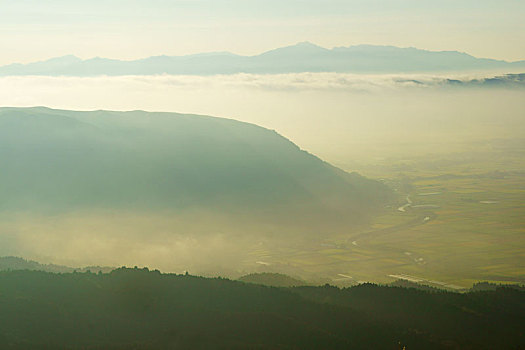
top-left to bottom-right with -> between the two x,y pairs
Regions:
0,268 -> 522,349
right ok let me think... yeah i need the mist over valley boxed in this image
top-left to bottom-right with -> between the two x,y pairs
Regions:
1,1 -> 524,346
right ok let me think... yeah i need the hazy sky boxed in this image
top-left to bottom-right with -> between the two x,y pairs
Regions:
0,0 -> 524,65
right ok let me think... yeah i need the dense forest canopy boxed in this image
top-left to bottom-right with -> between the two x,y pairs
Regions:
0,268 -> 523,349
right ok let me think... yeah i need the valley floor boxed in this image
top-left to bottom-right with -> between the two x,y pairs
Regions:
241,138 -> 525,288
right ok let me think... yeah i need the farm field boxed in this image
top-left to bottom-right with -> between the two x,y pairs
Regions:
243,139 -> 525,289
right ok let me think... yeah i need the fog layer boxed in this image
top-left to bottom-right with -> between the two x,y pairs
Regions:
1,72 -> 524,165
0,73 -> 523,274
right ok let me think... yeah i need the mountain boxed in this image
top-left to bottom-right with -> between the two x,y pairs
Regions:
1,42 -> 524,76
0,268 -> 523,349
0,107 -> 390,230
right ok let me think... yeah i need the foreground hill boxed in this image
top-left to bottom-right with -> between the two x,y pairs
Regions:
1,42 -> 524,76
0,268 -> 523,349
0,107 -> 389,227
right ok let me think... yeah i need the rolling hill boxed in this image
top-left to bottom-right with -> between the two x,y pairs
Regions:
0,256 -> 112,274
238,272 -> 308,287
0,107 -> 390,229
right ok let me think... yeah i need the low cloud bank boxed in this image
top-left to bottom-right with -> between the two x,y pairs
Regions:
1,71 -> 524,163
1,72 -> 524,97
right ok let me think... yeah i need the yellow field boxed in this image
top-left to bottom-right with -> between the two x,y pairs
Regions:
243,139 -> 525,289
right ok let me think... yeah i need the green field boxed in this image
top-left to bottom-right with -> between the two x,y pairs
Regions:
241,138 -> 525,289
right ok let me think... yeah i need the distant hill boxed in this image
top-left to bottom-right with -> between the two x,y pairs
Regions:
470,281 -> 525,292
0,256 -> 113,274
238,272 -> 308,287
1,42 -> 524,76
0,268 -> 523,349
0,107 -> 390,231
389,279 -> 445,292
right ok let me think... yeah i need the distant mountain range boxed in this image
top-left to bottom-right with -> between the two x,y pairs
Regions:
2,42 -> 524,76
0,107 -> 390,229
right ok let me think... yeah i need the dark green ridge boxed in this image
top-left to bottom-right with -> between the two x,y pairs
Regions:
0,268 -> 523,349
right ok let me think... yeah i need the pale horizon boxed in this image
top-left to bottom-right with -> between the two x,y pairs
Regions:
1,0 -> 525,65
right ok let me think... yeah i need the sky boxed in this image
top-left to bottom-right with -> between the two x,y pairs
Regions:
0,0 -> 524,65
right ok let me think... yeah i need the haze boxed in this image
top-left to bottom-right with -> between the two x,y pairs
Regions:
1,72 -> 524,168
1,1 -> 524,348
2,0 -> 525,65
1,73 -> 524,281
0,0 -> 523,298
